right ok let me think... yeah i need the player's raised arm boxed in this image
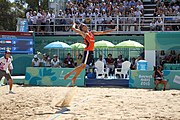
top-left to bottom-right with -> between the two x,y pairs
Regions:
71,23 -> 86,38
92,28 -> 117,35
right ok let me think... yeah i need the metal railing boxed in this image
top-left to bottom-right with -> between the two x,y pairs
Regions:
21,16 -> 180,35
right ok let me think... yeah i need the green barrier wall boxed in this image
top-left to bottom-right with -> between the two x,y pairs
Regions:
25,67 -> 85,86
145,32 -> 180,50
164,64 -> 180,70
163,70 -> 180,89
129,70 -> 155,89
12,54 -> 33,75
0,54 -> 33,75
129,70 -> 180,90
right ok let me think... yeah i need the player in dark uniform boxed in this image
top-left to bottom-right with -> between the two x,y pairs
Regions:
153,66 -> 167,91
64,23 -> 117,86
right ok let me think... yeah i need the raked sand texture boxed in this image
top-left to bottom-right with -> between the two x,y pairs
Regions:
0,85 -> 180,120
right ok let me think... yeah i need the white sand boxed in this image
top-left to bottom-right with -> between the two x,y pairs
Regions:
0,85 -> 180,120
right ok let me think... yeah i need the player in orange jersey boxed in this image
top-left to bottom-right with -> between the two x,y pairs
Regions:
64,23 -> 117,86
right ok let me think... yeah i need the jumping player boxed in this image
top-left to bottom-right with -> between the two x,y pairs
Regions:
64,23 -> 117,86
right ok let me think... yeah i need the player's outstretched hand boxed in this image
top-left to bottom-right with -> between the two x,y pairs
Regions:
71,22 -> 76,29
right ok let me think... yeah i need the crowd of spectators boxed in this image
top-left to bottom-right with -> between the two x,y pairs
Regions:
159,50 -> 180,66
32,50 -> 180,78
32,51 -> 145,78
25,0 -> 180,33
26,0 -> 145,33
151,0 -> 180,31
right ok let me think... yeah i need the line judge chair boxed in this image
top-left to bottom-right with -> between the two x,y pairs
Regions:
115,61 -> 131,79
94,61 -> 109,79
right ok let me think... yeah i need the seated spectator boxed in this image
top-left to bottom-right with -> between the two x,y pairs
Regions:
135,55 -> 143,67
97,14 -> 105,31
155,17 -> 163,31
97,54 -> 106,67
130,57 -> 136,70
41,53 -> 51,67
106,53 -> 115,76
51,54 -> 61,68
76,53 -> 83,67
153,66 -> 167,91
150,19 -> 156,31
32,55 -> 41,67
171,50 -> 177,61
166,54 -> 175,63
176,54 -> 180,63
159,50 -> 166,65
115,55 -> 124,68
64,53 -> 74,68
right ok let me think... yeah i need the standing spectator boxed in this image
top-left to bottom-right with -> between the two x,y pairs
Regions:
49,10 -> 55,33
41,10 -> 47,35
32,55 -> 41,67
57,10 -> 66,31
106,53 -> 115,76
0,50 -> 14,93
129,8 -> 136,31
51,55 -> 61,68
64,53 -> 75,68
37,9 -> 42,33
26,9 -> 33,31
32,11 -> 38,32
134,7 -> 142,31
137,1 -> 144,15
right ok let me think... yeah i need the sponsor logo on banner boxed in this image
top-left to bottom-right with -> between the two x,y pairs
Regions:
139,75 -> 152,86
173,75 -> 180,84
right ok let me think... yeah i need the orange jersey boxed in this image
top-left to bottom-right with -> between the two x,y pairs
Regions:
84,32 -> 94,51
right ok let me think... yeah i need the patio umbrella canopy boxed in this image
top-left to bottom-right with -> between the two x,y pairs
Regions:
115,40 -> 144,48
115,40 -> 144,60
70,43 -> 86,49
44,41 -> 71,49
95,40 -> 115,48
44,41 -> 71,57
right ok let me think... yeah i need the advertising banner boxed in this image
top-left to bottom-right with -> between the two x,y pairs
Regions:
129,70 -> 180,90
25,67 -> 85,86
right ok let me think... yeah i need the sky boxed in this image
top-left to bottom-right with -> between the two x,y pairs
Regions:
9,0 -> 14,3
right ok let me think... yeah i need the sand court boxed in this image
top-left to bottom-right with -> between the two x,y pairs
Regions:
0,85 -> 180,120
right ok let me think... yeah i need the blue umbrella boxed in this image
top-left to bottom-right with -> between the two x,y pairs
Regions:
44,41 -> 71,49
44,41 -> 71,56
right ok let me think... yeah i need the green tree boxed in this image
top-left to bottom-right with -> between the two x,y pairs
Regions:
0,0 -> 25,31
0,0 -> 15,31
40,0 -> 49,10
24,0 -> 48,11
